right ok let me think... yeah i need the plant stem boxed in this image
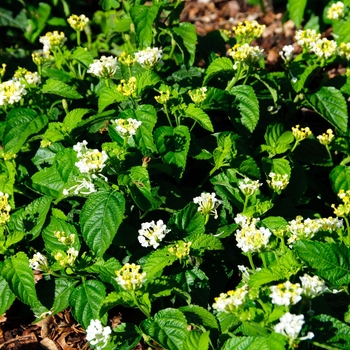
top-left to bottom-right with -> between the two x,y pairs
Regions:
164,104 -> 173,127
247,251 -> 256,271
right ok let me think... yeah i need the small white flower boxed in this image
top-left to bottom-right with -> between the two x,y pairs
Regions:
0,80 -> 27,106
134,47 -> 163,69
279,45 -> 294,64
193,192 -> 222,219
270,281 -> 303,306
327,1 -> 345,20
39,31 -> 67,55
29,252 -> 49,271
310,38 -> 337,59
238,177 -> 262,197
63,178 -> 97,196
112,118 -> 142,137
86,319 -> 112,350
274,312 -> 314,343
115,263 -> 147,291
138,220 -> 170,249
300,273 -> 327,298
212,285 -> 248,313
87,56 -> 119,78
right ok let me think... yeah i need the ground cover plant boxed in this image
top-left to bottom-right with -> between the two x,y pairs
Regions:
1,0 -> 350,349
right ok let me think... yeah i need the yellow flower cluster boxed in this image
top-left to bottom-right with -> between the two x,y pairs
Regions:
266,172 -> 289,192
67,14 -> 89,32
0,64 -> 6,78
292,124 -> 312,141
295,29 -> 321,51
327,1 -> 345,20
155,89 -> 170,104
54,230 -> 76,246
115,263 -> 146,291
54,247 -> 79,267
332,189 -> 350,217
168,241 -> 191,259
338,42 -> 350,60
312,38 -> 337,59
317,129 -> 334,145
232,20 -> 266,42
39,31 -> 67,55
118,52 -> 136,67
32,52 -> 52,66
117,77 -> 137,97
228,43 -> 264,69
212,285 -> 248,313
189,87 -> 207,104
0,192 -> 11,226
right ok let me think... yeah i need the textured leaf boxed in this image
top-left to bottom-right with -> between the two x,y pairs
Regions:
142,247 -> 178,281
31,165 -> 65,197
113,323 -> 142,350
70,279 -> 107,329
173,22 -> 197,67
130,4 -> 161,47
85,257 -> 122,287
42,79 -> 83,99
99,291 -> 135,317
1,252 -> 46,315
52,278 -> 78,314
0,276 -> 15,316
4,108 -> 48,154
230,85 -> 260,132
187,232 -> 224,253
80,191 -> 125,257
204,57 -> 234,85
216,311 -> 240,333
98,86 -> 126,112
135,104 -> 157,153
185,104 -> 214,132
306,86 -> 348,132
294,240 -> 350,286
222,333 -> 287,350
71,47 -> 94,68
290,62 -> 317,93
183,330 -> 210,350
140,308 -> 188,350
330,165 -> 350,193
154,125 -> 191,179
179,305 -> 219,330
24,3 -> 51,43
63,108 -> 90,131
287,0 -> 307,27
136,71 -> 161,95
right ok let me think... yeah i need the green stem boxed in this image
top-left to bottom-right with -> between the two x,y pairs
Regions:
105,79 -> 110,88
340,156 -> 350,166
76,31 -> 81,46
344,216 -> 350,245
132,290 -> 151,318
190,121 -> 197,132
164,104 -> 173,127
243,195 -> 249,212
247,251 -> 256,271
325,145 -> 332,162
123,137 -> 128,149
261,253 -> 268,268
290,140 -> 300,153
226,62 -> 243,91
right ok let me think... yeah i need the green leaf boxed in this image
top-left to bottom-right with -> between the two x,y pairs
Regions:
0,276 -> 15,316
204,57 -> 234,85
0,7 -> 27,30
306,86 -> 348,133
1,252 -> 46,315
42,67 -> 73,82
142,247 -> 178,281
98,0 -> 120,10
98,86 -> 127,112
154,125 -> 191,179
187,232 -> 224,253
334,19 -> 350,44
113,323 -> 142,350
310,314 -> 350,349
262,157 -> 291,177
71,47 -> 94,68
173,22 -> 197,67
63,108 -> 90,131
99,291 -> 135,317
70,279 -> 107,329
179,305 -> 219,330
136,71 -> 161,95
43,216 -> 80,254
330,165 -> 350,194
261,216 -> 288,232
230,85 -> 259,133
42,79 -> 83,99
24,3 -> 51,43
80,190 -> 125,257
183,330 -> 210,350
85,257 -> 122,287
216,311 -> 240,333
128,166 -> 161,211
135,104 -> 157,153
52,278 -> 78,314
130,4 -> 161,48
185,104 -> 214,132
140,308 -> 188,350
287,0 -> 307,27
294,240 -> 350,286
290,62 -> 317,93
222,333 -> 287,350
4,108 -> 48,154
0,161 -> 15,200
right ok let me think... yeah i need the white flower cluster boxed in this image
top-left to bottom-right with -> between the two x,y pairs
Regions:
73,140 -> 108,174
193,192 -> 222,219
279,45 -> 294,64
29,252 -> 48,271
87,56 -> 119,79
134,47 -> 163,69
86,319 -> 112,350
228,43 -> 265,69
212,285 -> 248,313
115,263 -> 147,291
269,280 -> 303,306
234,214 -> 271,253
67,14 -> 89,31
54,247 -> 79,267
138,220 -> 170,249
300,273 -> 327,298
327,1 -> 345,19
0,80 -> 27,106
112,118 -> 142,137
13,69 -> 41,85
63,178 -> 96,196
238,265 -> 260,283
274,313 -> 314,343
238,177 -> 262,197
287,215 -> 343,244
295,29 -> 321,51
266,172 -> 289,192
39,31 -> 67,55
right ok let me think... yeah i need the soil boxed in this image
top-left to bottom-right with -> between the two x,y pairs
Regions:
0,1 -> 310,349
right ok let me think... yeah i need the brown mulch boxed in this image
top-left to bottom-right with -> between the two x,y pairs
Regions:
0,1 -> 313,349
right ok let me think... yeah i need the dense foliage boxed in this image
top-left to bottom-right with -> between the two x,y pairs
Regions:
1,0 -> 350,349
